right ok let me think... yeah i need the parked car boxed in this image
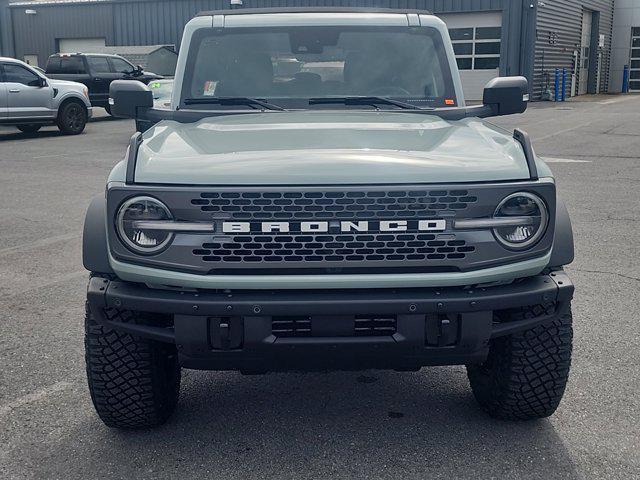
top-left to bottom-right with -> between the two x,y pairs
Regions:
45,53 -> 162,113
85,8 -> 575,429
0,57 -> 92,134
149,78 -> 173,109
133,78 -> 173,132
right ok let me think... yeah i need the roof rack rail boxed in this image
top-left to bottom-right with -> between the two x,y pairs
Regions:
197,7 -> 433,17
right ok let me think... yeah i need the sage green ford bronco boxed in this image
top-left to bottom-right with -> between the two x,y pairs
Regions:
83,8 -> 574,429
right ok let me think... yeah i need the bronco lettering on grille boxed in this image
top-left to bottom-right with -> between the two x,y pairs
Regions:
222,219 -> 447,233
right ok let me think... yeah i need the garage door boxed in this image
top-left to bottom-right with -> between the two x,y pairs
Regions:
58,38 -> 106,54
438,12 -> 502,102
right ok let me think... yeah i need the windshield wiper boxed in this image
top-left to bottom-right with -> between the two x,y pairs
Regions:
309,96 -> 428,110
183,97 -> 286,111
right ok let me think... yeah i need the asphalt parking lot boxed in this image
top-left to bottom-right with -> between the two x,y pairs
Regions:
1,97 -> 639,480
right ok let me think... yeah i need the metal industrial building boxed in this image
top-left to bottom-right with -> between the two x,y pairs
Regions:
0,0 -> 625,100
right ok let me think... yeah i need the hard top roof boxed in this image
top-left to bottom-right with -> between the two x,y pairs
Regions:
197,7 -> 432,17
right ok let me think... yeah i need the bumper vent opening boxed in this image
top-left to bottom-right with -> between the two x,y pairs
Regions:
354,316 -> 397,336
271,315 -> 397,338
272,316 -> 312,337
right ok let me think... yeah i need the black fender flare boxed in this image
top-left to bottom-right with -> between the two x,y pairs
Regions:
83,195 -> 114,274
549,199 -> 574,268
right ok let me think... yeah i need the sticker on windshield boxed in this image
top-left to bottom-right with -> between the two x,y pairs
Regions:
203,81 -> 218,96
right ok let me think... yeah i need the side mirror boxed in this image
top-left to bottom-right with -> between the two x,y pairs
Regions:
109,80 -> 153,118
482,76 -> 529,116
28,77 -> 47,88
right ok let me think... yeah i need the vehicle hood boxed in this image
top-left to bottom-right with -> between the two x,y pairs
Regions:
135,111 -> 543,185
48,78 -> 86,90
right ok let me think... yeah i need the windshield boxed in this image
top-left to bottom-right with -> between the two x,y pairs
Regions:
182,26 -> 457,109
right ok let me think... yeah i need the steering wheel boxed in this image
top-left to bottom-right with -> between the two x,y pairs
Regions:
369,86 -> 412,96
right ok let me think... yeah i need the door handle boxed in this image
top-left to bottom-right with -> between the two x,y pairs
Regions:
9,89 -> 20,93
93,78 -> 102,81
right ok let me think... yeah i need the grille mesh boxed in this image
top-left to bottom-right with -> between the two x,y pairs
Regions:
191,189 -> 477,220
193,233 -> 475,263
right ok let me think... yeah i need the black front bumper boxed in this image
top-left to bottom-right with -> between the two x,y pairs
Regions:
87,271 -> 573,372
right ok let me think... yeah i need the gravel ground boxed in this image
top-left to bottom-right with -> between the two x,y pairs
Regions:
0,96 -> 639,480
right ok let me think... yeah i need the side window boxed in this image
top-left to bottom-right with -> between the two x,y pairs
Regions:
45,57 -> 62,74
2,63 -> 41,86
59,57 -> 86,74
110,57 -> 133,74
87,56 -> 111,74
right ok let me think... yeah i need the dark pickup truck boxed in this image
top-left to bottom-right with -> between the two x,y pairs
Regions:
45,53 -> 162,112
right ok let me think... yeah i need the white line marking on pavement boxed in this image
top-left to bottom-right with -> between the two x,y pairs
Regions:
598,97 -> 635,105
0,381 -> 72,418
32,154 -> 66,159
541,157 -> 591,163
0,233 -> 78,256
536,122 -> 592,140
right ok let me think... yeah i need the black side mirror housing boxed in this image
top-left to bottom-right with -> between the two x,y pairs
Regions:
482,76 -> 529,116
109,80 -> 153,118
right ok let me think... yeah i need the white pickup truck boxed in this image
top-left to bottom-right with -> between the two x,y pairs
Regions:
0,57 -> 92,135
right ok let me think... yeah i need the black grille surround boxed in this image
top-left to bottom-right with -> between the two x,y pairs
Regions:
106,182 -> 557,275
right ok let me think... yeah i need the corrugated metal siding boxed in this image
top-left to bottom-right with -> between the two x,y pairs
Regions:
111,0 -> 505,49
10,3 -> 113,64
0,0 -> 13,56
534,0 -> 614,99
6,0 -> 531,80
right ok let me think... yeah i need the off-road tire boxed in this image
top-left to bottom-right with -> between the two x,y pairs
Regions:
467,304 -> 573,421
57,100 -> 87,135
17,124 -> 41,133
84,302 -> 181,429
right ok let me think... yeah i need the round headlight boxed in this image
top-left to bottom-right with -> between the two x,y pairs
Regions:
493,192 -> 548,249
116,196 -> 173,254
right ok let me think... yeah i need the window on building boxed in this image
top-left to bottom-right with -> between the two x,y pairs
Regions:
87,56 -> 111,73
449,26 -> 501,70
631,27 -> 640,92
2,63 -> 41,86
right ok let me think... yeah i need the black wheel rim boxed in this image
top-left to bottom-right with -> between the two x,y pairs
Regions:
65,105 -> 84,131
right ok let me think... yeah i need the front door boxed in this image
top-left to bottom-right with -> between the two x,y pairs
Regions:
2,63 -> 55,120
86,56 -> 113,106
0,78 -> 7,118
578,11 -> 592,95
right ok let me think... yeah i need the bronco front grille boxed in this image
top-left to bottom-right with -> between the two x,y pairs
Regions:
108,183 -> 556,275
193,233 -> 475,264
191,189 -> 477,220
